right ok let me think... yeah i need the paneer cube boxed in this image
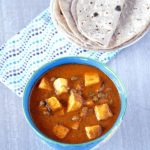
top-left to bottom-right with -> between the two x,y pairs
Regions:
70,121 -> 80,130
47,97 -> 62,111
85,125 -> 102,139
55,108 -> 65,116
38,77 -> 50,90
53,78 -> 68,95
67,91 -> 83,112
85,100 -> 94,107
94,104 -> 113,121
53,124 -> 69,139
84,72 -> 100,86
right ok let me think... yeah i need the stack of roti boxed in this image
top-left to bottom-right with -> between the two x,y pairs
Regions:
51,0 -> 150,51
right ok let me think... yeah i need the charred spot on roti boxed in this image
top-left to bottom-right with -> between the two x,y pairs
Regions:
90,2 -> 93,4
101,4 -> 103,6
95,25 -> 99,31
93,12 -> 99,17
60,10 -> 63,15
109,22 -> 112,25
115,5 -> 121,11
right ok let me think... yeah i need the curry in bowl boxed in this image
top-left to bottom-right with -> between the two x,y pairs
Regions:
29,64 -> 120,144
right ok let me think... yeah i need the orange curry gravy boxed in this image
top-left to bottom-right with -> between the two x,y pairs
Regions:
29,64 -> 120,144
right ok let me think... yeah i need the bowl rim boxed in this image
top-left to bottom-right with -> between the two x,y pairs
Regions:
23,56 -> 127,147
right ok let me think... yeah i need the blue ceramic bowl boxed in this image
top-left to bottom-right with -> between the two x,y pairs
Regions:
23,57 -> 127,150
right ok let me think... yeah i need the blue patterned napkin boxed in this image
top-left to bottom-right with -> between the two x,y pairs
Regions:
0,9 -> 120,97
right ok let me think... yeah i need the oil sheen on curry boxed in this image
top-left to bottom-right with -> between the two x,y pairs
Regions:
29,64 -> 120,144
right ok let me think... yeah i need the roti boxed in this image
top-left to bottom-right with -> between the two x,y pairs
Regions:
52,0 -> 101,50
76,0 -> 125,47
58,0 -> 103,47
109,0 -> 150,48
52,0 -> 74,36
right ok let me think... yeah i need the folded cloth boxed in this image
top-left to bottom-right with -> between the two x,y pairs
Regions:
0,9 -> 120,97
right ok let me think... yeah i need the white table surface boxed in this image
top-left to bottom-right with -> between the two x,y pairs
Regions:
0,0 -> 150,150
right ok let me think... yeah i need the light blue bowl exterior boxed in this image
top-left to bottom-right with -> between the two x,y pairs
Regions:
23,57 -> 127,150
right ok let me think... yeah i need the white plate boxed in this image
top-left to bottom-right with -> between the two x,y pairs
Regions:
49,0 -> 150,52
